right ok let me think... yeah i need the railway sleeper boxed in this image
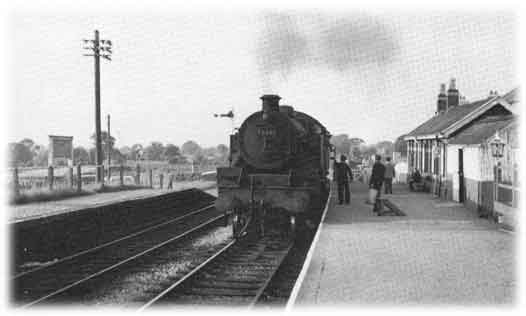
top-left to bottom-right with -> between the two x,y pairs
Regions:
202,276 -> 270,283
170,295 -> 252,305
202,267 -> 274,274
215,260 -> 277,266
180,287 -> 259,297
200,271 -> 271,279
190,281 -> 262,290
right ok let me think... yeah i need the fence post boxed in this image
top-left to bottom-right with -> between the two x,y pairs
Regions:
69,167 -> 74,188
77,164 -> 82,193
13,167 -> 20,198
48,166 -> 54,190
149,169 -> 153,188
159,173 -> 164,189
136,164 -> 140,185
97,165 -> 104,185
120,165 -> 124,187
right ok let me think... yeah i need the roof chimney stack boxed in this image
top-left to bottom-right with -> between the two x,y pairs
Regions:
447,78 -> 459,109
436,83 -> 448,114
489,90 -> 499,97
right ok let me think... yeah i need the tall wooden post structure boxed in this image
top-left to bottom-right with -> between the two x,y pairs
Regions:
83,30 -> 112,183
107,114 -> 111,178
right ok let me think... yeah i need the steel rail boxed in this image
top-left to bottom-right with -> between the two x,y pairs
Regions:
13,203 -> 215,280
22,212 -> 225,308
138,239 -> 237,311
247,243 -> 293,308
139,238 -> 293,310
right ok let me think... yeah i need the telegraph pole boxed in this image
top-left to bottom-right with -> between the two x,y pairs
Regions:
83,30 -> 112,183
107,114 -> 111,175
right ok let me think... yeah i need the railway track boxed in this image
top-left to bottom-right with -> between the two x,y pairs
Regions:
13,203 -> 225,307
140,234 -> 293,309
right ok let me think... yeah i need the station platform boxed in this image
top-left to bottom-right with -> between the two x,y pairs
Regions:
9,181 -> 216,223
290,182 -> 515,306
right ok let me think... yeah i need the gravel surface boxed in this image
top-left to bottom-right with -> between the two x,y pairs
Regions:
72,225 -> 233,307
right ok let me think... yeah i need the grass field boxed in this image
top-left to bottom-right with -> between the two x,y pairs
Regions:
9,183 -> 150,205
7,163 -> 221,205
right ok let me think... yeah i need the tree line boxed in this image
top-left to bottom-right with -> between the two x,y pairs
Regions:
330,134 -> 407,162
8,133 -> 229,168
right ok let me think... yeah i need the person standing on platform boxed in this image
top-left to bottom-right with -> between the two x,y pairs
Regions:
383,157 -> 395,194
333,155 -> 353,205
408,168 -> 422,191
369,155 -> 386,204
167,173 -> 174,189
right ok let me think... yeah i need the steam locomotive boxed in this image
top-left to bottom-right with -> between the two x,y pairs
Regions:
216,94 -> 332,238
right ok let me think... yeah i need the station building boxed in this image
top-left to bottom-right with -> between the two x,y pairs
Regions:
404,80 -> 519,228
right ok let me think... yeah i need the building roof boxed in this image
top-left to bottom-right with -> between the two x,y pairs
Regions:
448,115 -> 515,145
405,97 -> 493,138
502,87 -> 519,105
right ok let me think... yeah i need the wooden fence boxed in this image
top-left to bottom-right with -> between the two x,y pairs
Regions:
8,163 -> 219,198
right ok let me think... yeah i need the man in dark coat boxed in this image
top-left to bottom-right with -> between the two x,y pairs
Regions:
333,155 -> 353,204
409,168 -> 422,191
369,154 -> 386,198
383,157 -> 396,194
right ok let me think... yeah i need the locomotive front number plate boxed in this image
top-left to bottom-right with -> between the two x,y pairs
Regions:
257,127 -> 277,138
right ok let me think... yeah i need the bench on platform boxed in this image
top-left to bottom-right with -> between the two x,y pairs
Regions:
409,180 -> 432,192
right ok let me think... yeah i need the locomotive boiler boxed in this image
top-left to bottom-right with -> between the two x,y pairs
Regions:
216,94 -> 332,238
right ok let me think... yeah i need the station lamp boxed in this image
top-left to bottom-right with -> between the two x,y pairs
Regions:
490,132 -> 505,158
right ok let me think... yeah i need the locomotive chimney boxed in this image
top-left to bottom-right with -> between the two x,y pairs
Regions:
261,94 -> 281,113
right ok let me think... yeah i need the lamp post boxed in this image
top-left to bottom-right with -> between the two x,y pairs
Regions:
490,131 -> 505,183
490,131 -> 506,222
432,138 -> 441,196
83,30 -> 113,183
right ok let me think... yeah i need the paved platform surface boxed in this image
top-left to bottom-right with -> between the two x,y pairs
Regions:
294,182 -> 515,306
9,181 -> 216,223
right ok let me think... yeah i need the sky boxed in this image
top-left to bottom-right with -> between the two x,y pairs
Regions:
7,9 -> 517,149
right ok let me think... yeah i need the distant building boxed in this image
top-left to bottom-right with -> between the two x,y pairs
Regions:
404,79 -> 519,228
348,137 -> 365,162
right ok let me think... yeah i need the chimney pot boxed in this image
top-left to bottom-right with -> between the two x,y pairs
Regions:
437,83 -> 448,114
449,78 -> 456,90
447,78 -> 459,108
